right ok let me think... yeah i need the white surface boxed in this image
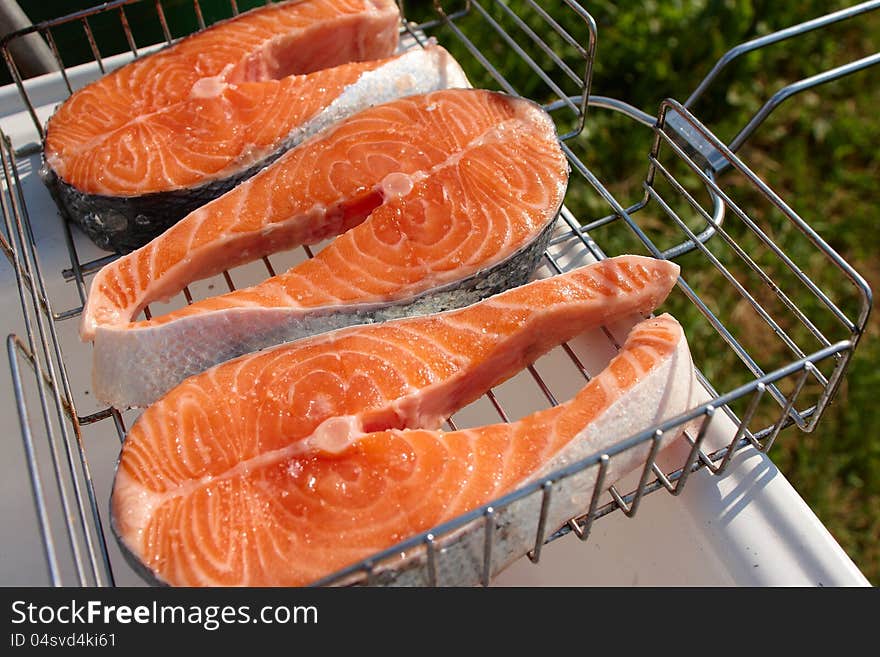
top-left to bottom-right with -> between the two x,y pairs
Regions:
0,54 -> 868,587
494,448 -> 867,586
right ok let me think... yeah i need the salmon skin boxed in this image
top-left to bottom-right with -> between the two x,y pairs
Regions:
82,88 -> 570,409
41,1 -> 468,252
109,256 -> 688,587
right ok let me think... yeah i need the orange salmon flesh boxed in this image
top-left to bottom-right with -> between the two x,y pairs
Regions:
83,89 -> 569,409
110,258 -> 693,586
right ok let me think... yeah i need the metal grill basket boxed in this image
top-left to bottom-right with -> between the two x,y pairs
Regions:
0,0 -> 874,586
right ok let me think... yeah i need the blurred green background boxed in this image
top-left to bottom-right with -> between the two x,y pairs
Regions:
2,0 -> 877,583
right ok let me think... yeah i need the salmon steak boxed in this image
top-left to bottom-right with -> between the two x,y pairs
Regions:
41,0 -> 467,252
109,256 -> 692,586
82,89 -> 570,409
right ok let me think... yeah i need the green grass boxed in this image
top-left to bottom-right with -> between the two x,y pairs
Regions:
4,0 -> 878,583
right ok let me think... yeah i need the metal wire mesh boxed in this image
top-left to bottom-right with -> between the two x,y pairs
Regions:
0,0 -> 873,587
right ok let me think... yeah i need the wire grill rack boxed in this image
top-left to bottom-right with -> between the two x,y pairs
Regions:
0,0 -> 875,586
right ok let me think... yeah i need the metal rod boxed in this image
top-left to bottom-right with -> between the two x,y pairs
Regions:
650,463 -> 676,494
6,137 -> 114,585
154,0 -> 173,44
705,384 -> 765,475
694,362 -> 763,445
432,0 -> 473,24
363,561 -> 376,586
560,141 -> 664,260
77,408 -> 113,425
12,143 -> 41,160
672,407 -> 714,494
111,408 -> 127,443
42,29 -> 72,95
659,194 -> 725,260
482,507 -> 495,587
1,140 -> 87,584
569,346 -> 846,485
527,481 -> 553,563
570,454 -> 609,541
728,52 -> 880,154
118,7 -> 138,58
80,18 -> 104,75
12,142 -> 109,486
0,236 -> 51,318
545,95 -> 655,127
400,19 -> 429,48
611,430 -> 664,517
485,389 -> 510,423
536,1 -> 590,57
560,0 -> 597,137
673,150 -> 854,340
0,45 -> 42,140
425,534 -> 437,586
192,0 -> 206,31
685,0 -> 880,107
53,307 -> 82,322
561,343 -> 590,380
58,218 -> 89,308
807,348 -> 852,433
763,365 -> 813,453
11,337 -> 76,421
62,253 -> 117,282
7,334 -> 61,585
526,364 -> 558,406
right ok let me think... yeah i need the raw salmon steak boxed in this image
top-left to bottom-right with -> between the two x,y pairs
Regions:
82,88 -> 570,409
42,1 -> 465,252
110,256 -> 690,586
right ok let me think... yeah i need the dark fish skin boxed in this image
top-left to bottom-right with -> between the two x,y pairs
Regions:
40,148 -> 287,254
